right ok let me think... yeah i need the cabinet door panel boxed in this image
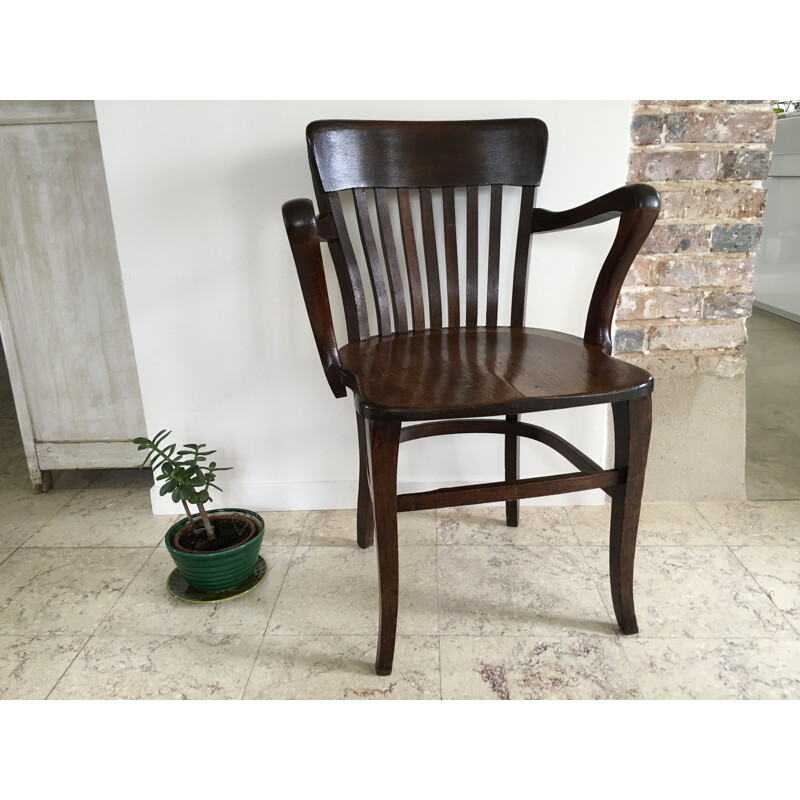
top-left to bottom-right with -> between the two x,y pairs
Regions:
0,119 -> 145,443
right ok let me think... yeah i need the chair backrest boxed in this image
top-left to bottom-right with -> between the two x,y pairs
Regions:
306,119 -> 549,343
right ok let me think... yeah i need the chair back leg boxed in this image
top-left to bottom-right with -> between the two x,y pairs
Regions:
356,412 -> 375,549
609,395 -> 652,634
505,413 -> 520,527
366,418 -> 402,675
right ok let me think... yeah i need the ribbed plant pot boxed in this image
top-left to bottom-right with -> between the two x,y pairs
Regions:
165,508 -> 264,592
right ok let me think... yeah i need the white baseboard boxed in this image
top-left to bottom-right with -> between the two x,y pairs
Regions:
149,479 -> 605,516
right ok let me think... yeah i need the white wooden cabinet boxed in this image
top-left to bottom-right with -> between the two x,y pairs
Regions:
0,101 -> 146,491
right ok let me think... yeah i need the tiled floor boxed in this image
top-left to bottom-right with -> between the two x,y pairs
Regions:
3,355 -> 800,699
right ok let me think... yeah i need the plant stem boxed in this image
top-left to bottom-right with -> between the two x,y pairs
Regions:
196,501 -> 216,540
180,498 -> 197,531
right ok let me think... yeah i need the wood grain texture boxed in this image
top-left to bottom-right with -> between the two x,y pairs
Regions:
374,188 -> 409,334
366,418 -> 401,675
419,187 -> 443,329
339,327 -> 653,421
0,121 -> 145,448
465,186 -> 479,327
397,188 -> 425,331
609,396 -> 652,635
353,188 -> 392,336
283,118 -> 661,675
486,184 -> 503,327
308,119 -> 548,191
442,186 -> 460,327
0,100 -> 96,125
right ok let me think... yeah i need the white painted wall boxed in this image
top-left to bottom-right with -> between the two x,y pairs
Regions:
95,100 -> 632,514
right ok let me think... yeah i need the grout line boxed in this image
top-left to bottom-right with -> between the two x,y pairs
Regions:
241,538 -> 301,700
725,544 -> 800,640
44,541 -> 159,699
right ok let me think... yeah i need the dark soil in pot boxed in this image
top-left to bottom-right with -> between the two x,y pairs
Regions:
173,514 -> 257,554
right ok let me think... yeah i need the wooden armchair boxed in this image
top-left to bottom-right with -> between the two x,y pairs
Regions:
283,119 -> 660,675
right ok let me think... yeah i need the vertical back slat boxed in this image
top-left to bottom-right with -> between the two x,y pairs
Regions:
326,191 -> 370,341
419,187 -> 442,329
465,185 -> 479,327
510,185 -> 537,328
352,188 -> 392,336
442,186 -> 459,327
397,188 -> 426,331
374,188 -> 409,334
486,184 -> 503,328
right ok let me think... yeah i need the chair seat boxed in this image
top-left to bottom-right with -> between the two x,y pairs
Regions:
339,326 -> 653,421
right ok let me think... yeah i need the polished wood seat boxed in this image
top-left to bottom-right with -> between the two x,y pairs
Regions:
340,327 -> 653,421
283,118 -> 660,675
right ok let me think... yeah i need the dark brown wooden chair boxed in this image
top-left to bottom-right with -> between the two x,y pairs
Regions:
283,119 -> 659,675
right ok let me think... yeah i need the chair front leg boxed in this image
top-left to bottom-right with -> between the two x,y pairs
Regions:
609,395 -> 652,634
366,418 -> 402,675
356,412 -> 374,549
505,413 -> 520,527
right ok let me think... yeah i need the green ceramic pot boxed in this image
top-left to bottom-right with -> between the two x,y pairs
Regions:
165,508 -> 264,592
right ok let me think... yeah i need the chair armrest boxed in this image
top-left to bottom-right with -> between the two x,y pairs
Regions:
532,184 -> 660,355
282,198 -> 347,398
531,184 -> 660,234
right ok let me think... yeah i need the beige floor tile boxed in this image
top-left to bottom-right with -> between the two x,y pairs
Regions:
245,635 -> 441,699
0,488 -> 86,549
48,633 -> 261,699
583,545 -> 796,639
438,505 -> 578,546
440,635 -> 641,699
300,508 -> 436,545
0,548 -> 13,564
96,545 -> 295,637
438,545 -> 613,637
0,454 -> 94,493
0,634 -> 87,699
237,510 -> 307,546
695,501 -> 800,546
267,545 -> 438,636
0,547 -> 150,636
732,546 -> 800,632
621,638 -> 800,699
24,487 -> 181,548
566,503 -> 722,546
0,453 -> 31,491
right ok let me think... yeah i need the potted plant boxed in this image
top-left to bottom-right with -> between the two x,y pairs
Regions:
134,429 -> 265,595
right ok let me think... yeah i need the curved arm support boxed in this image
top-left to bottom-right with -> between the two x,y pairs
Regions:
283,198 -> 346,398
531,184 -> 660,235
532,184 -> 660,355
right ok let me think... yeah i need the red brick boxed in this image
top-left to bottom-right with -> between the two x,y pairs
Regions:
628,151 -> 719,182
719,150 -> 771,180
659,188 -> 766,220
623,257 -> 652,287
653,256 -> 756,288
617,290 -> 702,320
649,321 -> 747,351
665,111 -> 775,144
640,225 -> 711,255
702,291 -> 754,318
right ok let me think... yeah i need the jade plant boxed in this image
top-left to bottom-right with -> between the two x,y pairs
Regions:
134,429 -> 230,540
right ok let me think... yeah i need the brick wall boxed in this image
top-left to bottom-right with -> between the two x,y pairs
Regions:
614,101 -> 776,377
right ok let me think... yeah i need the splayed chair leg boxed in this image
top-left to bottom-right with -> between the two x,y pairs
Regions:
505,413 -> 520,527
609,395 -> 652,635
356,412 -> 374,549
366,418 -> 401,675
